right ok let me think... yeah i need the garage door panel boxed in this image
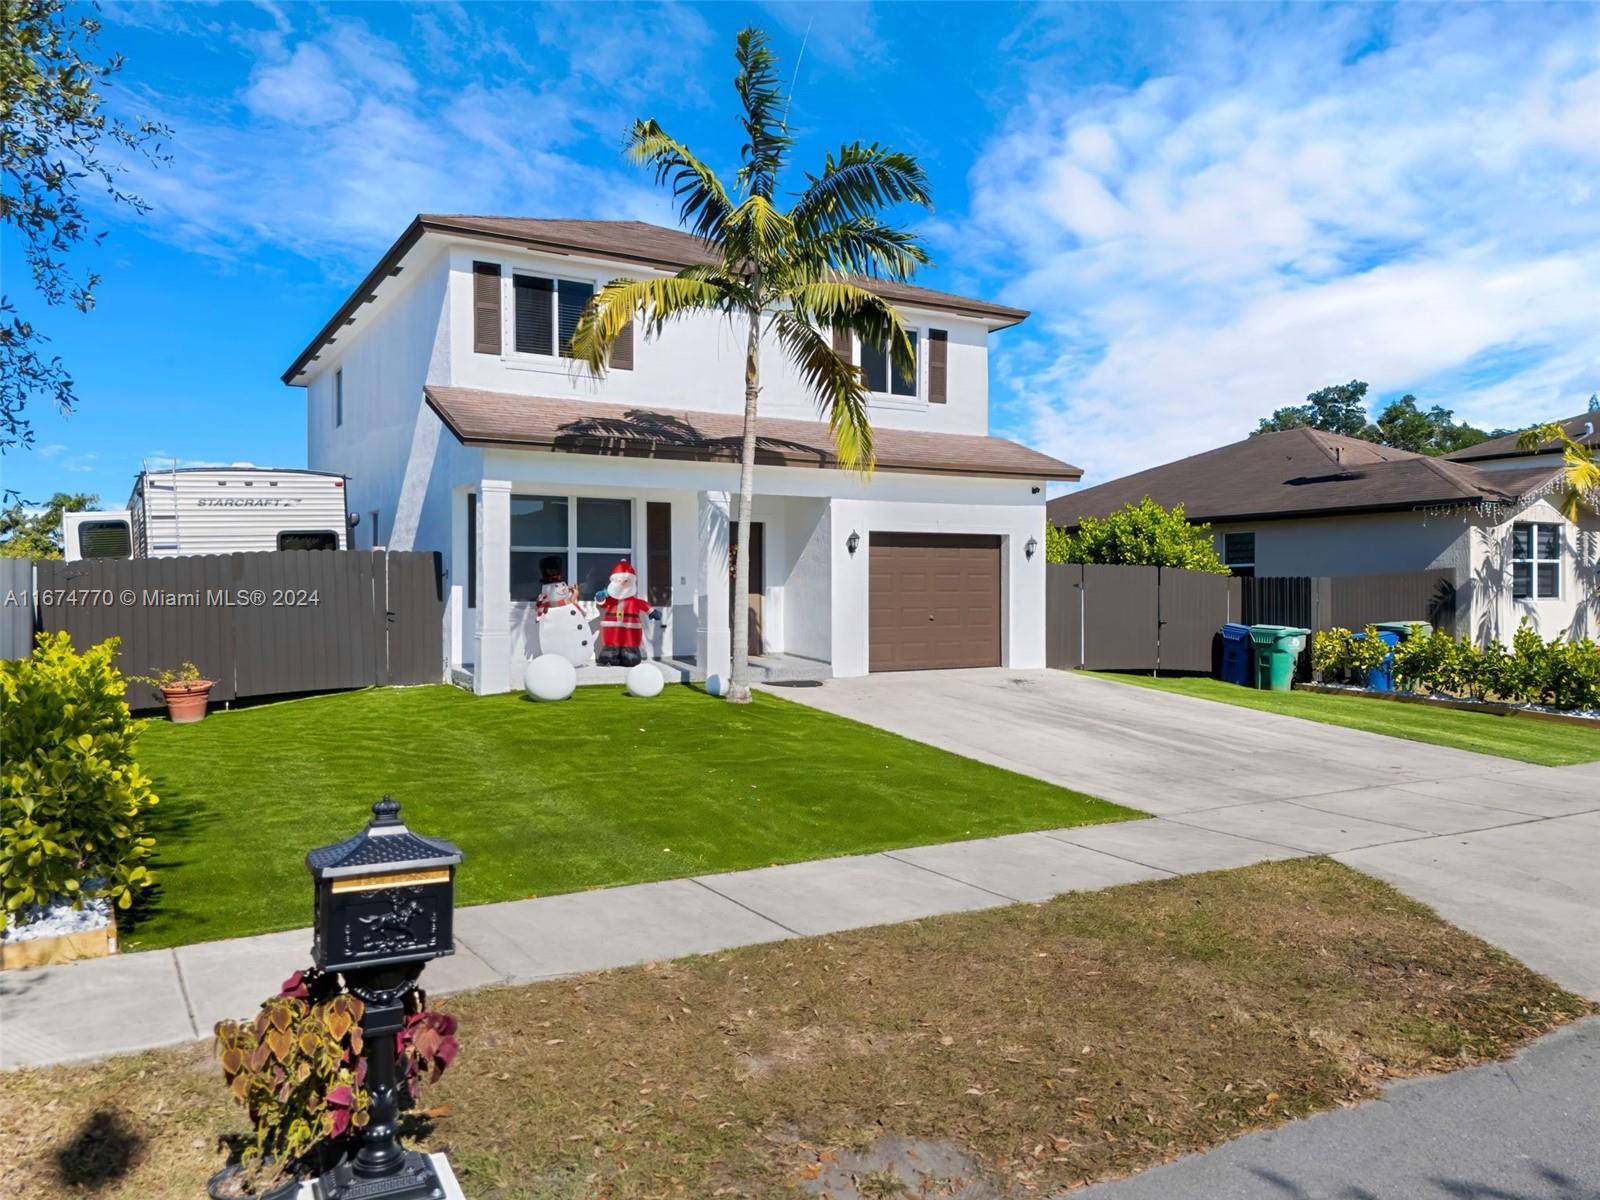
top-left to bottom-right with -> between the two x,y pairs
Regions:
869,533 -> 1001,671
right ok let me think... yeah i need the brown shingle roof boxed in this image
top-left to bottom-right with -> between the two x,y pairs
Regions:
1442,410 -> 1600,462
282,215 -> 1029,383
423,385 -> 1081,482
1046,427 -> 1558,528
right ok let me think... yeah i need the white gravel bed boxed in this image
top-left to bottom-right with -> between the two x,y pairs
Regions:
2,895 -> 113,944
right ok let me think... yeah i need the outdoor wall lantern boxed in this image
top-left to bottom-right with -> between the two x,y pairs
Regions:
846,530 -> 861,556
1026,536 -> 1039,560
307,797 -> 463,1200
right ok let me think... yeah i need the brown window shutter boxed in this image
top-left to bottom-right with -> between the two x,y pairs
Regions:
611,320 -> 634,370
928,329 -> 948,404
646,501 -> 672,607
472,262 -> 501,354
831,324 -> 852,363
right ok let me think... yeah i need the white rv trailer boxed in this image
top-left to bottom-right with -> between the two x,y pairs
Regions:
63,464 -> 353,562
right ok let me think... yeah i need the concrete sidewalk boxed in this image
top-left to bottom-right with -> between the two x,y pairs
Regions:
1073,1015 -> 1600,1200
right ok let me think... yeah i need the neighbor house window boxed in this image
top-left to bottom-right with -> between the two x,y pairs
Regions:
278,530 -> 338,551
512,274 -> 594,358
509,495 -> 632,600
334,368 -> 343,427
1223,532 -> 1255,578
859,331 -> 919,398
1511,522 -> 1561,600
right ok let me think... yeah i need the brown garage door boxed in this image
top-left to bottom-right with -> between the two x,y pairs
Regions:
869,533 -> 1002,671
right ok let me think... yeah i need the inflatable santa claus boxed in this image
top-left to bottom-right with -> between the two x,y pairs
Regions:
595,559 -> 659,667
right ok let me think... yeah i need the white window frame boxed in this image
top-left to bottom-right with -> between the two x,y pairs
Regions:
1511,521 -> 1561,601
508,494 -> 633,601
1223,531 -> 1255,577
505,269 -> 602,366
857,326 -> 924,408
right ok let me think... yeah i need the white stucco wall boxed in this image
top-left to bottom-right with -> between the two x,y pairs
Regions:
1466,495 -> 1600,644
441,245 -> 994,436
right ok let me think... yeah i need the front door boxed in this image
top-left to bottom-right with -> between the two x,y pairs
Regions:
729,521 -> 765,656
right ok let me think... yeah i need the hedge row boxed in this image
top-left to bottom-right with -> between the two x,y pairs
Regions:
1311,622 -> 1600,712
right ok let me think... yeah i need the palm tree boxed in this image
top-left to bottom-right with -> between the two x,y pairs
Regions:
1517,422 -> 1600,519
569,27 -> 931,703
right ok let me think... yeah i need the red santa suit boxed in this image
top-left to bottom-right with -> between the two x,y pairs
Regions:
597,560 -> 656,667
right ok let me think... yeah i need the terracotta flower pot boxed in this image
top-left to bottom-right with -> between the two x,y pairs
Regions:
161,680 -> 214,724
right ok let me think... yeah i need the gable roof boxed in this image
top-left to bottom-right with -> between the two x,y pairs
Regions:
1047,427 -> 1560,529
423,385 -> 1081,482
282,214 -> 1030,384
1442,410 -> 1600,463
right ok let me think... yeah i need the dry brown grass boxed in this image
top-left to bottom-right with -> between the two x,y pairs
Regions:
1,859 -> 1588,1199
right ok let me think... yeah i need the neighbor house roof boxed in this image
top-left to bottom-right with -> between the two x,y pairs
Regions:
1442,410 -> 1600,463
1047,427 -> 1561,528
423,385 -> 1082,482
282,215 -> 1031,384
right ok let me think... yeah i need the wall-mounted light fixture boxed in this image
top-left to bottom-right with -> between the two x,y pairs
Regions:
846,530 -> 861,557
1025,536 -> 1038,560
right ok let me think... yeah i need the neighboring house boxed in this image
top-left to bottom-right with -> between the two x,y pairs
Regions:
1046,426 -> 1600,644
285,215 -> 1079,694
1441,409 -> 1600,474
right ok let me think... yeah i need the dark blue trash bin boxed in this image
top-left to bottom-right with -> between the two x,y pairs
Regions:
1353,630 -> 1401,692
1220,623 -> 1252,686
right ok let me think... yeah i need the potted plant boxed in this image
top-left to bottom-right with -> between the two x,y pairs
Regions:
130,662 -> 215,723
210,967 -> 458,1199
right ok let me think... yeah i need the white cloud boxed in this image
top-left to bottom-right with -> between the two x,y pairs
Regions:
957,6 -> 1600,487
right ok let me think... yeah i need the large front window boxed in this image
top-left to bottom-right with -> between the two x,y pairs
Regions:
510,495 -> 632,600
1511,522 -> 1561,600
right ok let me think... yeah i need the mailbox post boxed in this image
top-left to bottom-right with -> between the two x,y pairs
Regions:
306,797 -> 462,1200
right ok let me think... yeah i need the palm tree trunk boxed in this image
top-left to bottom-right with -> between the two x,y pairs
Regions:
727,303 -> 761,703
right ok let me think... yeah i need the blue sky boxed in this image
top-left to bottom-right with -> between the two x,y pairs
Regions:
6,1 -> 1600,505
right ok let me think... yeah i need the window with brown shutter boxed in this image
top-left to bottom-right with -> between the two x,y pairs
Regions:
611,320 -> 634,370
928,329 -> 948,404
831,325 -> 852,363
472,262 -> 501,354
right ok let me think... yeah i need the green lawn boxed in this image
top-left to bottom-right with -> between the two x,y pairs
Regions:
1091,672 -> 1600,766
128,684 -> 1138,950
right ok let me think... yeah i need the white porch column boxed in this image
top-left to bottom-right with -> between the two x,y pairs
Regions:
474,479 -> 513,695
697,489 -> 731,684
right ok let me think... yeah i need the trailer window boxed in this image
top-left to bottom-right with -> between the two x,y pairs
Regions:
278,530 -> 339,551
78,520 -> 132,560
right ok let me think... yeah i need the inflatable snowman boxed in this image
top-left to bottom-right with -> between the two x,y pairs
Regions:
533,555 -> 597,667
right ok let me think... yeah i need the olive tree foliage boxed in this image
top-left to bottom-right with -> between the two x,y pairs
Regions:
1047,497 -> 1230,574
0,0 -> 168,467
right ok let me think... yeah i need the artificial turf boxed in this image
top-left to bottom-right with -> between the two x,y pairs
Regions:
1092,672 -> 1600,766
126,684 -> 1139,950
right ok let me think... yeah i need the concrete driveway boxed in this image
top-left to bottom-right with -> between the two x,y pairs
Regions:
770,669 -> 1600,998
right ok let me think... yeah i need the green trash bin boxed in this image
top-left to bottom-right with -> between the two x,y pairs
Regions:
1374,621 -> 1431,642
1248,625 -> 1310,691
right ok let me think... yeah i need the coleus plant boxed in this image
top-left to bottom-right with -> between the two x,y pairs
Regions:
215,966 -> 458,1183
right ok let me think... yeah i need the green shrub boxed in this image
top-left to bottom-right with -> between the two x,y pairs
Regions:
1548,638 -> 1600,712
1311,628 -> 1353,680
1348,625 -> 1393,682
1393,630 -> 1450,693
1049,498 -> 1230,573
1502,622 -> 1553,705
0,633 -> 159,928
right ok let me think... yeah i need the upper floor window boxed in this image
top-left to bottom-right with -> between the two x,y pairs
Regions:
1223,532 -> 1255,578
513,274 -> 594,359
334,368 -> 343,427
1511,522 -> 1560,600
860,331 -> 919,398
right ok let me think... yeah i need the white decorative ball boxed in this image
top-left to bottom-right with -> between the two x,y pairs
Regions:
524,654 -> 577,702
626,662 -> 665,698
704,673 -> 729,698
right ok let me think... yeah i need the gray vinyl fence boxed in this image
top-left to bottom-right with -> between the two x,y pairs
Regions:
1046,564 -> 1458,675
23,550 -> 444,707
0,556 -> 37,660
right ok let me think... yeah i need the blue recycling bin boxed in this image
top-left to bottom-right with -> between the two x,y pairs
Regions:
1219,623 -> 1252,686
1353,630 -> 1401,692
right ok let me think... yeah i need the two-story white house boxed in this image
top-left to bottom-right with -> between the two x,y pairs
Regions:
285,215 -> 1080,694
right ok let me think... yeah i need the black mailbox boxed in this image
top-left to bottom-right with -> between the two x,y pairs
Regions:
307,797 -> 462,974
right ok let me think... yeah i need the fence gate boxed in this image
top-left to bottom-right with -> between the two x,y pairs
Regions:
33,550 -> 444,706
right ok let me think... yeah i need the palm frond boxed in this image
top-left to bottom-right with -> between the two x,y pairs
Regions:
624,119 -> 735,242
570,274 -> 738,377
770,312 -> 874,472
723,194 -> 795,268
798,215 -> 930,281
787,279 -> 916,375
791,142 -> 932,236
1517,422 -> 1569,453
733,26 -> 792,200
